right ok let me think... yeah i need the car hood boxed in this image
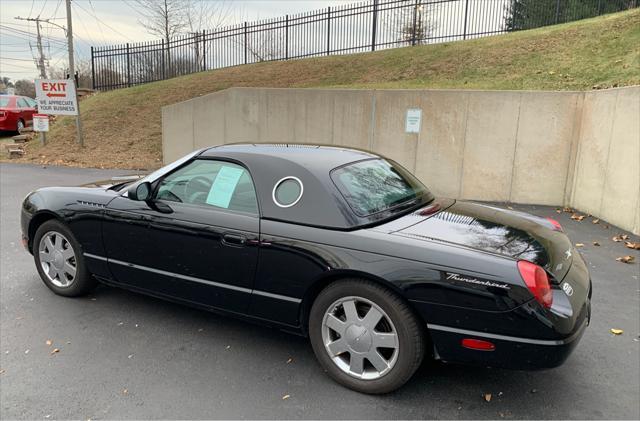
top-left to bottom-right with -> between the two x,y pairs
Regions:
80,174 -> 147,189
386,200 -> 574,282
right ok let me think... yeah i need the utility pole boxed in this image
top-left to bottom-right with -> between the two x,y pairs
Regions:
14,16 -> 48,78
65,0 -> 84,147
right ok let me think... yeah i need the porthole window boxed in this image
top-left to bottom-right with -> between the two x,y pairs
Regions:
273,176 -> 303,208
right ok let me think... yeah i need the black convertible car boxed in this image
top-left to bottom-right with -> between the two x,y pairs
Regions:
21,144 -> 591,393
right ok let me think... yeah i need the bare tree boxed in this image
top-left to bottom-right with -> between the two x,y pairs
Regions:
184,0 -> 233,70
397,1 -> 436,46
245,30 -> 285,63
48,59 -> 93,89
134,0 -> 188,75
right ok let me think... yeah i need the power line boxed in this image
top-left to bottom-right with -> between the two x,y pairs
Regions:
28,1 -> 36,18
38,0 -> 49,18
87,0 -> 107,44
73,0 -> 135,42
14,16 -> 48,78
0,57 -> 37,62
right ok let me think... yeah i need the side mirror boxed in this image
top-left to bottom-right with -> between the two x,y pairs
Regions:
128,181 -> 152,201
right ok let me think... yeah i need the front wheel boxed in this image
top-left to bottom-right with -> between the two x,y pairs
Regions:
309,279 -> 425,394
33,220 -> 97,297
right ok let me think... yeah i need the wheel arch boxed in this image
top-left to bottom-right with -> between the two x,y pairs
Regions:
298,269 -> 425,337
28,211 -> 61,253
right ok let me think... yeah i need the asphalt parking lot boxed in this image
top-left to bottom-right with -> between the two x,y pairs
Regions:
1,163 -> 638,420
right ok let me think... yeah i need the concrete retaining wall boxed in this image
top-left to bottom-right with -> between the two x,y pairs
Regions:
162,86 -> 640,234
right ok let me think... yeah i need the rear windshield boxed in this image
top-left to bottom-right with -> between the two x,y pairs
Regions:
0,97 -> 10,107
331,158 -> 432,217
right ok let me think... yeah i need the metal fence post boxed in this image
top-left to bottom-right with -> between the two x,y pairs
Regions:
90,46 -> 96,90
285,15 -> 289,60
327,7 -> 331,55
463,0 -> 470,40
202,29 -> 206,71
371,0 -> 379,51
597,0 -> 602,14
244,22 -> 248,64
161,39 -> 166,79
411,0 -> 418,46
555,0 -> 561,24
126,43 -> 131,87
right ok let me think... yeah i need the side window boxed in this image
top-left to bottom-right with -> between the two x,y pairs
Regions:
26,98 -> 37,108
17,98 -> 29,108
156,159 -> 258,215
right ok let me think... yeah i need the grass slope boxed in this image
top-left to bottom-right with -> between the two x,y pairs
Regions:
14,9 -> 640,169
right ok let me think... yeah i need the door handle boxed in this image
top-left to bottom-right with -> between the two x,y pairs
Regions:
222,233 -> 246,246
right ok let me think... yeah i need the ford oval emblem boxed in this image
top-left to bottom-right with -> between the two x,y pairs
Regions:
562,282 -> 574,296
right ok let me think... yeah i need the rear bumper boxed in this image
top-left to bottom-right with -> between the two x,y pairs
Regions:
428,298 -> 590,370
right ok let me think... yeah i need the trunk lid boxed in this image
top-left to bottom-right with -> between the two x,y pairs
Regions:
383,200 -> 574,282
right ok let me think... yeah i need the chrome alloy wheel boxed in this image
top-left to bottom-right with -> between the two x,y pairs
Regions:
38,231 -> 77,288
321,296 -> 399,380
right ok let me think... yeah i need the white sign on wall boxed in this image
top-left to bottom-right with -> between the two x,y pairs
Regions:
405,108 -> 422,133
35,79 -> 78,116
33,114 -> 50,132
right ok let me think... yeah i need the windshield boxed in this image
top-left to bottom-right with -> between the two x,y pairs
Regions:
331,158 -> 432,217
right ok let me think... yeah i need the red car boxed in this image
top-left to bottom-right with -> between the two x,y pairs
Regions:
0,94 -> 38,132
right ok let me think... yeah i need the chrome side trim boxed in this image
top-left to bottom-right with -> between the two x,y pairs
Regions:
426,322 -> 586,346
252,289 -> 301,303
83,253 -> 302,304
84,253 -> 108,262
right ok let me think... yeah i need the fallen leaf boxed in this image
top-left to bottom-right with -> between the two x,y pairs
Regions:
286,357 -> 293,364
45,340 -> 52,346
530,388 -> 537,394
24,349 -> 29,354
117,322 -> 124,326
616,256 -> 635,264
225,345 -> 231,350
0,369 -> 4,374
50,348 -> 60,355
575,243 -> 584,247
282,394 -> 290,400
593,241 -> 600,246
610,328 -> 624,335
562,207 -> 573,213
612,234 -> 629,242
122,388 -> 128,395
128,354 -> 133,359
555,209 -> 562,214
507,206 -> 513,210
624,241 -> 640,250
484,393 -> 492,402
592,219 -> 600,224
571,214 -> 586,221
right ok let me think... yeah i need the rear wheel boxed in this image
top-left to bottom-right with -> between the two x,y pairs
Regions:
309,279 -> 425,394
16,119 -> 24,132
33,220 -> 97,297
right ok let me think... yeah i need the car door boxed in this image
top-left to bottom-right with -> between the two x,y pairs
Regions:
102,158 -> 261,314
16,97 -> 34,125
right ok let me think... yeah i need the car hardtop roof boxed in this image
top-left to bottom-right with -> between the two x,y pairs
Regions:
200,143 -> 380,169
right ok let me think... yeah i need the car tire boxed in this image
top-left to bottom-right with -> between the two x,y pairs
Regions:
33,220 -> 97,297
309,279 -> 425,394
16,119 -> 24,132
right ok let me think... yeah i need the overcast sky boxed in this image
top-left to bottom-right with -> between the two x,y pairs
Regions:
0,0 -> 352,82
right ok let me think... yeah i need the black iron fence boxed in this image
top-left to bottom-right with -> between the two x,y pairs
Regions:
91,0 -> 637,91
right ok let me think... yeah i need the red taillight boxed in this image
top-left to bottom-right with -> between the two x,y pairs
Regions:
545,217 -> 563,232
517,260 -> 553,308
461,338 -> 495,351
